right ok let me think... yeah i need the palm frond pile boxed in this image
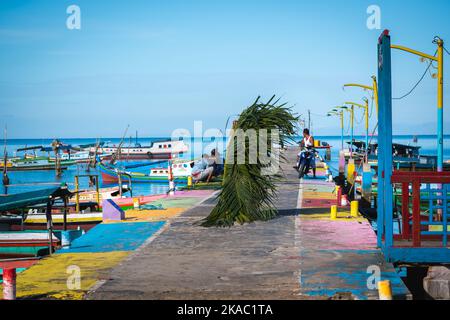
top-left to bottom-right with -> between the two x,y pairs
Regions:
202,96 -> 298,227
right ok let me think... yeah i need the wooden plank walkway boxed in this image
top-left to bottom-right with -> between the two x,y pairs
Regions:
88,147 -> 411,300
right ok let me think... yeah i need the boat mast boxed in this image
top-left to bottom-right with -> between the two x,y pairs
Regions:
52,139 -> 62,177
110,125 -> 129,165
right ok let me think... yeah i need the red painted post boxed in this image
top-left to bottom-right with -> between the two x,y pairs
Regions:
412,181 -> 421,247
402,182 -> 410,240
337,186 -> 342,207
2,268 -> 17,300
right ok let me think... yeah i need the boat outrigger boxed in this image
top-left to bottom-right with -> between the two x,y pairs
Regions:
99,160 -> 193,184
0,156 -> 76,171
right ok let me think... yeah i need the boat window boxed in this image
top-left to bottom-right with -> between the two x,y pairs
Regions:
168,144 -> 172,148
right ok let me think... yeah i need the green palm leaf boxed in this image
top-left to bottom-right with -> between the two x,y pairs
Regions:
202,96 -> 298,227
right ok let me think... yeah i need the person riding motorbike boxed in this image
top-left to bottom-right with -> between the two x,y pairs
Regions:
296,128 -> 316,178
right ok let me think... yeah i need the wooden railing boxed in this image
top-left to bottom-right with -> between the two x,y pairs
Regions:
391,171 -> 450,248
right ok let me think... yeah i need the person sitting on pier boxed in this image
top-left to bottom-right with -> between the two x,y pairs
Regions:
209,148 -> 224,176
297,128 -> 316,178
190,154 -> 214,183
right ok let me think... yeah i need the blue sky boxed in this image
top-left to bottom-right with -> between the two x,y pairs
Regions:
0,0 -> 449,138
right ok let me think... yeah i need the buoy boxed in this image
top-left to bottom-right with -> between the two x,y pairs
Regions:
2,268 -> 16,300
187,175 -> 193,188
330,205 -> 338,220
378,280 -> 393,300
351,201 -> 359,217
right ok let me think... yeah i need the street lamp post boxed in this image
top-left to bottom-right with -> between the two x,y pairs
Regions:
328,108 -> 345,150
391,38 -> 444,172
337,105 -> 354,158
344,76 -> 379,114
345,99 -> 370,153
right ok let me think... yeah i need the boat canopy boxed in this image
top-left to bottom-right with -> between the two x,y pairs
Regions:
17,145 -> 74,153
0,187 -> 73,212
79,142 -> 105,149
40,145 -> 73,152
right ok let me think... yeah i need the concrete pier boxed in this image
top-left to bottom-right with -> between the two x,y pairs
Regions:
89,147 -> 410,300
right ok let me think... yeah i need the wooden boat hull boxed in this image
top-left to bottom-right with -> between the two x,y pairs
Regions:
1,165 -> 71,171
0,232 -> 59,257
1,213 -> 102,232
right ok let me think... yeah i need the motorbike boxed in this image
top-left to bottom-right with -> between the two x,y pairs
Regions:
296,147 -> 317,179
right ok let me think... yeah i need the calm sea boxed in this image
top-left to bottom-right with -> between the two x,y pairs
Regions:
1,135 -> 449,196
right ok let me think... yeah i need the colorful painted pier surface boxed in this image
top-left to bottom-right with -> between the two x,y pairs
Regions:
297,176 -> 409,299
7,190 -> 215,299
88,148 -> 410,300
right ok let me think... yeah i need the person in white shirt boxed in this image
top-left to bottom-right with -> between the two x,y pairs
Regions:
297,128 -> 316,178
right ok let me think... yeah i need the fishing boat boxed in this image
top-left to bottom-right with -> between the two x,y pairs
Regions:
99,160 -> 193,184
0,158 -> 13,168
17,213 -> 102,232
69,186 -> 131,206
86,140 -> 189,160
0,232 -> 59,258
50,151 -> 91,163
344,141 -> 419,160
49,150 -> 113,163
0,156 -> 76,171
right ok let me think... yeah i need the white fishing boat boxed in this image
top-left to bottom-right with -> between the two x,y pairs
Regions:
49,151 -> 112,163
85,140 -> 189,160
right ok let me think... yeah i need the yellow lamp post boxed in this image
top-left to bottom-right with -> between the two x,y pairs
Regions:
391,38 -> 444,172
338,106 -> 354,158
344,76 -> 378,115
345,99 -> 370,152
327,109 -> 344,150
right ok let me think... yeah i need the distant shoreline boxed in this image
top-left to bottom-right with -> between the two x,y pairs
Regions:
3,134 -> 450,141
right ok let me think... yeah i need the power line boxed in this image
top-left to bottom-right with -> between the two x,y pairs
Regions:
443,46 -> 450,56
393,50 -> 437,100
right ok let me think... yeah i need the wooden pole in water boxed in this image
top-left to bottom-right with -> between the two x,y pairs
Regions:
46,200 -> 54,255
3,125 -> 9,195
63,196 -> 68,231
117,170 -> 123,197
95,175 -> 100,210
75,176 -> 80,212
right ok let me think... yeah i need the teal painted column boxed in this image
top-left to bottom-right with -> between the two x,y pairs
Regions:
377,30 -> 394,250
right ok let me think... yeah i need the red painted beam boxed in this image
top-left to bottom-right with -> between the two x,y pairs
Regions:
401,182 -> 410,240
412,182 -> 421,247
